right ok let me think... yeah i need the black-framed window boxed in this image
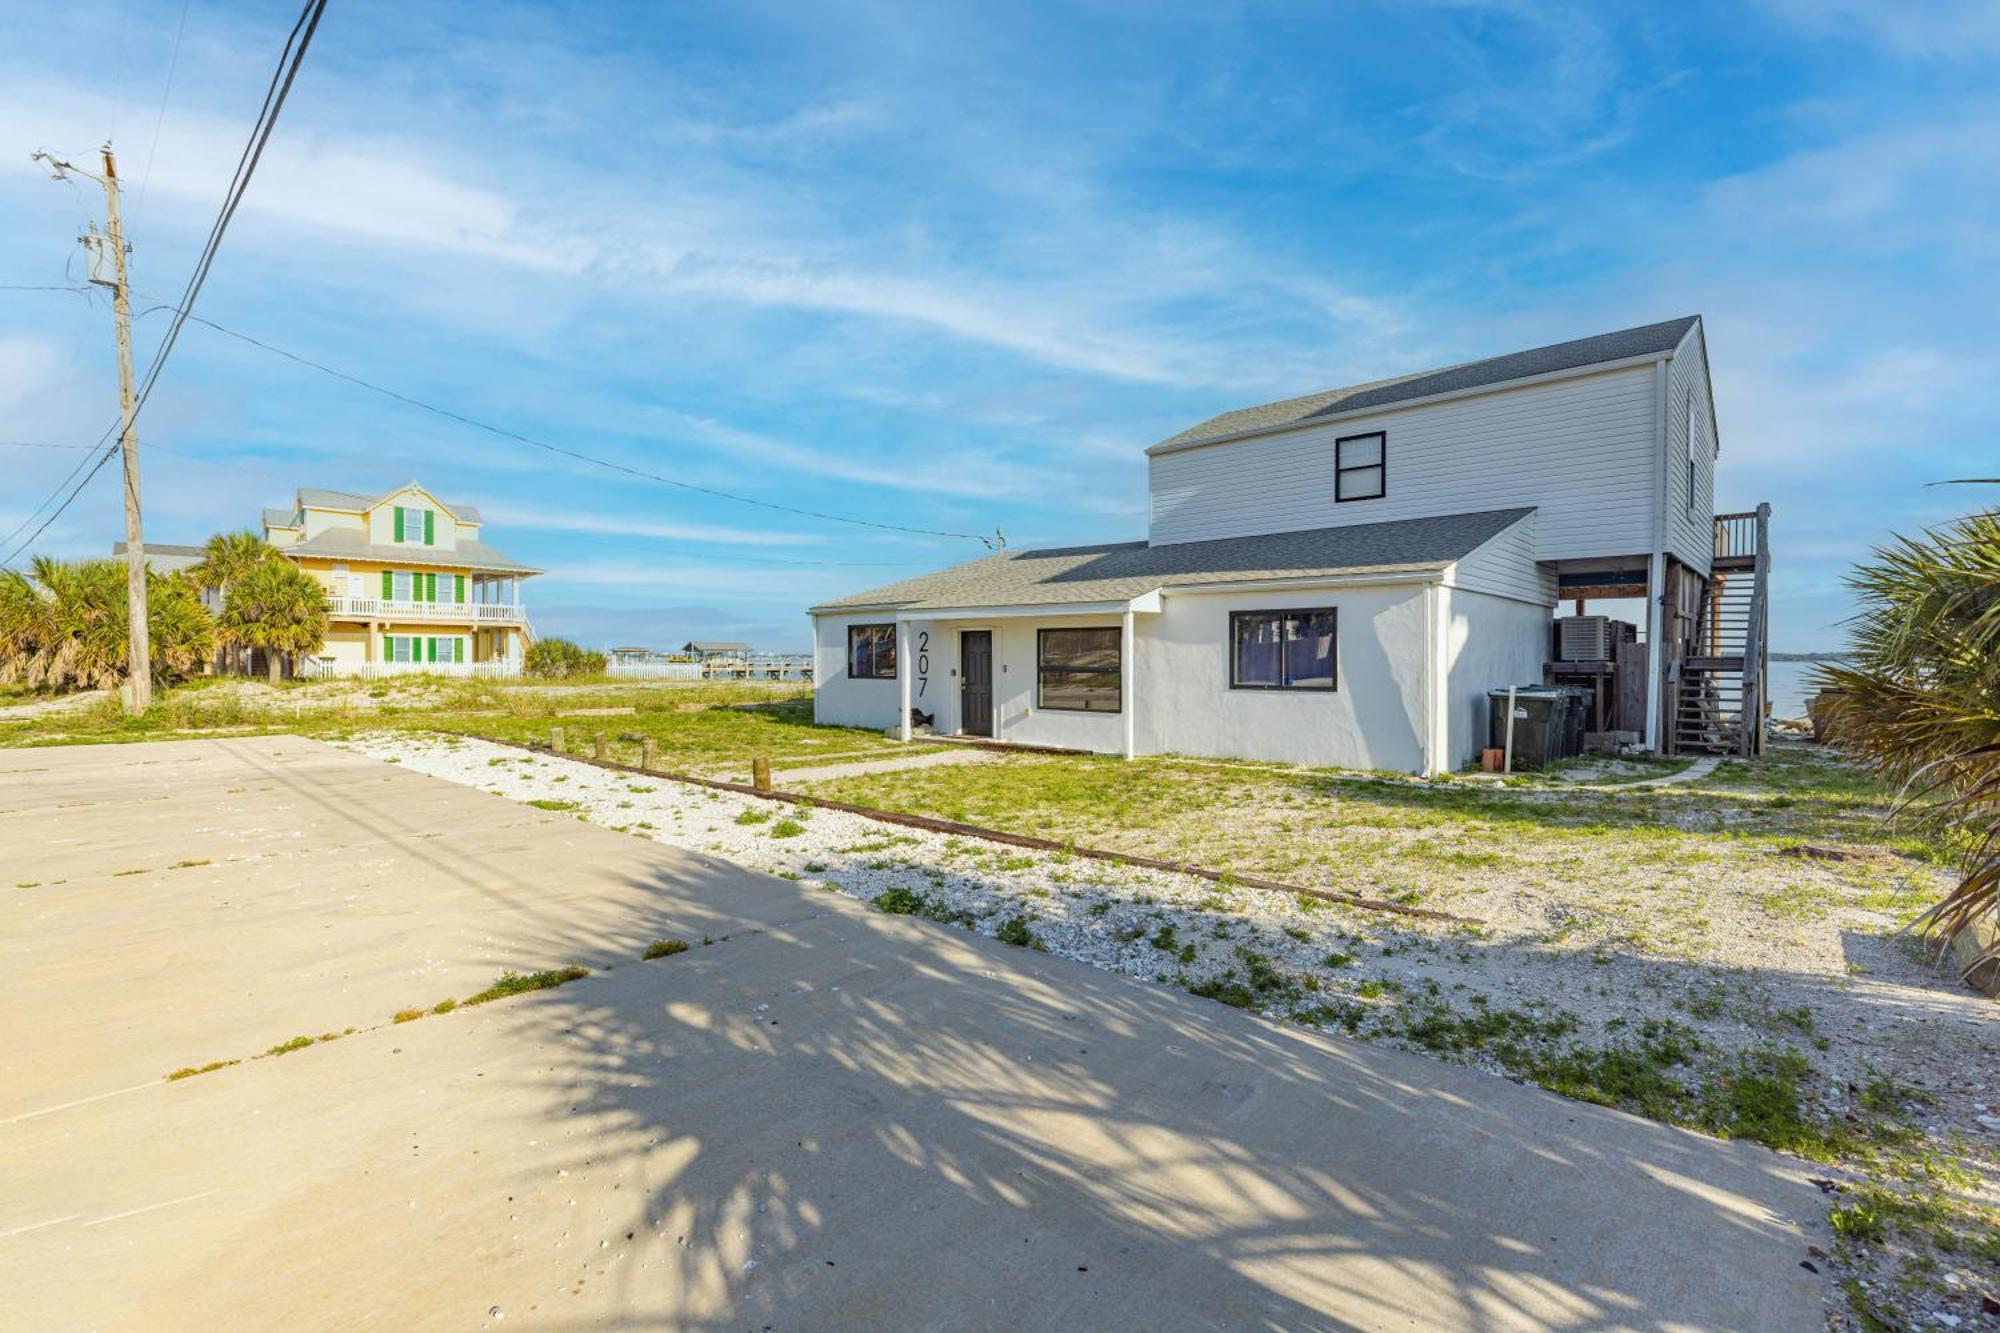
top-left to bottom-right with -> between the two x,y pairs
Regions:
847,623 -> 897,679
1231,608 -> 1337,691
1037,627 -> 1121,713
1335,432 -> 1385,501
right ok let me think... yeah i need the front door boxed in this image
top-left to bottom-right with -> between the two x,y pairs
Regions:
959,631 -> 993,737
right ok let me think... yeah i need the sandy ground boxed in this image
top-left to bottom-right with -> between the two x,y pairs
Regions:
0,735 -> 1828,1331
341,731 -> 2000,1331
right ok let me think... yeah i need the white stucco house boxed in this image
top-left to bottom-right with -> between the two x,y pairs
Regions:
810,316 -> 1770,774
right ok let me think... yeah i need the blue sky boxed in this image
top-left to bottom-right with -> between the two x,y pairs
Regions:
1,0 -> 1994,651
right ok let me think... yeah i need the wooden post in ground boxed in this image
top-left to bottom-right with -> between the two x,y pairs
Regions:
752,757 -> 772,792
550,726 -> 565,754
641,737 -> 658,771
593,731 -> 607,761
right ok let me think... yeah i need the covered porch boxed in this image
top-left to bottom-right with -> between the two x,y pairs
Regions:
889,594 -> 1161,760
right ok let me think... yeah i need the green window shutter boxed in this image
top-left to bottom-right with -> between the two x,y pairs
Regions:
382,570 -> 393,599
426,572 -> 437,602
454,574 -> 464,603
393,508 -> 404,542
424,510 -> 434,545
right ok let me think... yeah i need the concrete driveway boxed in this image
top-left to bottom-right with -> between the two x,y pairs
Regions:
0,736 -> 1823,1330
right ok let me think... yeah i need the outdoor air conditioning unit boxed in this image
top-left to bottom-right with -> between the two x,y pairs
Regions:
1558,615 -> 1613,662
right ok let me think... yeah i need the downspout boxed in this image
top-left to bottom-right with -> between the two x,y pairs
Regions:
1422,580 -> 1439,777
1643,359 -> 1669,752
810,615 -> 820,725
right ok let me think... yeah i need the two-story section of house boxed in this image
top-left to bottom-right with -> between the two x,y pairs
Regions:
261,483 -> 542,674
810,316 -> 1771,773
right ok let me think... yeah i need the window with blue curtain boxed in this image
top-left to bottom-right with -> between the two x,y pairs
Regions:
1231,609 -> 1336,690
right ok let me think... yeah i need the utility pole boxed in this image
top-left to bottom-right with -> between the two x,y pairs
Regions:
34,143 -> 150,714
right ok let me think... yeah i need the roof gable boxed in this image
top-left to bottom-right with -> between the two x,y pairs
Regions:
1153,316 -> 1700,454
290,484 -> 480,523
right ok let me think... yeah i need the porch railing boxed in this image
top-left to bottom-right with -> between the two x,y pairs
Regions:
1712,511 -> 1760,562
325,596 -> 525,623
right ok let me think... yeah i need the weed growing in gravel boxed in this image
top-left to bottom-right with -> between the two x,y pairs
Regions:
735,809 -> 771,826
463,965 -> 590,1006
526,798 -> 581,812
995,915 -> 1044,949
768,818 -> 806,838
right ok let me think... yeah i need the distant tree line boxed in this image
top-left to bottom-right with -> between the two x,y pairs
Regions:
0,531 -> 327,692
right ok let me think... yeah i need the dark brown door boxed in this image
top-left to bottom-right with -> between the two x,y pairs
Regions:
960,631 -> 993,737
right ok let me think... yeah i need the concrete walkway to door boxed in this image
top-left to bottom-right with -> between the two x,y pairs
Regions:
0,736 -> 1824,1331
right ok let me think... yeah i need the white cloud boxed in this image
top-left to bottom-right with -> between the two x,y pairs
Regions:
1760,0 -> 2000,59
473,500 -> 822,547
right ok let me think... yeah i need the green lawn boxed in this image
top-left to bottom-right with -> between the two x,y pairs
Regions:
0,675 -> 899,777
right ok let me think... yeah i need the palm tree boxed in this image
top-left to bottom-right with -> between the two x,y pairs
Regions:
191,531 -> 276,675
220,558 -> 329,684
0,556 -> 215,691
1817,505 -> 2000,984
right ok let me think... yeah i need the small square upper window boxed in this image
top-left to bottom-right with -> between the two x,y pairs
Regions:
1336,432 -> 1385,502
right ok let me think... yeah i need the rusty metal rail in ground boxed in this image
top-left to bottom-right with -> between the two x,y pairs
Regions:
495,729 -> 1480,927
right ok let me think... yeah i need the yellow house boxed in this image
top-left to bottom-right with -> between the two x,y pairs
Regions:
261,483 -> 541,673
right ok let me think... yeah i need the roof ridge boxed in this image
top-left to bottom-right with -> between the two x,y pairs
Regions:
1153,315 -> 1700,453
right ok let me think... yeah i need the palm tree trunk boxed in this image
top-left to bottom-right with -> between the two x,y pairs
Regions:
267,649 -> 281,685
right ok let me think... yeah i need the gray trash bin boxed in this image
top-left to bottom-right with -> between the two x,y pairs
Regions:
1488,686 -> 1568,770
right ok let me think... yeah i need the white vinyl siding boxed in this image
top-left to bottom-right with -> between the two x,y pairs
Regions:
1446,512 -> 1557,606
1663,327 -> 1717,576
1148,364 -> 1660,561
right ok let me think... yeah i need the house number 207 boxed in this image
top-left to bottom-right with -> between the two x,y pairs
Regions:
916,631 -> 929,697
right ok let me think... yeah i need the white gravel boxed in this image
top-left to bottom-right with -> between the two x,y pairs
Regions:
340,733 -> 1997,1120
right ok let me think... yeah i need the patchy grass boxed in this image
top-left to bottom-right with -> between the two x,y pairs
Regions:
392,1007 -> 425,1023
462,965 -> 590,1006
767,817 -> 807,839
526,798 -> 582,813
263,1035 -> 316,1057
642,937 -> 690,960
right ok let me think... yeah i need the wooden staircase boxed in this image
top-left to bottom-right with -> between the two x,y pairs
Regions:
1673,505 -> 1771,755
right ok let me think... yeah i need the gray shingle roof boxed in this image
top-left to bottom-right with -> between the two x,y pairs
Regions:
1152,316 -> 1700,454
277,529 -> 541,575
295,486 -> 482,523
263,507 -> 298,529
813,508 -> 1534,613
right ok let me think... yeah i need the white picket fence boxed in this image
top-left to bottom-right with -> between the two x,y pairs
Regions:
299,659 -> 522,680
603,662 -> 706,680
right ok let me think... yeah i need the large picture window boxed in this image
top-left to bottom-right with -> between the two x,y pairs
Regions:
1231,608 -> 1337,691
847,623 -> 897,679
1335,432 -> 1385,502
1038,627 -> 1121,713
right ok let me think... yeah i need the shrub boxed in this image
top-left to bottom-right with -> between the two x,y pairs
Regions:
524,637 -> 608,679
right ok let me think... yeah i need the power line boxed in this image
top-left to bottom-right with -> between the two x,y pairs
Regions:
130,302 -> 995,546
133,0 -> 194,218
124,0 -> 327,439
4,0 -> 328,573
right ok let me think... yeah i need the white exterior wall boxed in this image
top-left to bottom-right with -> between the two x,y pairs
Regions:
1141,583 -> 1433,772
1664,328 -> 1718,577
1148,365 -> 1660,561
1440,587 -> 1554,770
812,611 -> 903,730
